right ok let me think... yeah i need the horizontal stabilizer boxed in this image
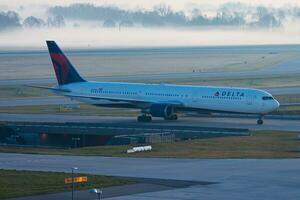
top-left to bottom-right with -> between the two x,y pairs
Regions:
25,85 -> 71,92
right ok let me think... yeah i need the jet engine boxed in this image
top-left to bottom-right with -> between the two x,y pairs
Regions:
149,104 -> 174,118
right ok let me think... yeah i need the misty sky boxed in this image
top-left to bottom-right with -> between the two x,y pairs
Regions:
3,0 -> 300,17
1,0 -> 300,48
3,0 -> 300,8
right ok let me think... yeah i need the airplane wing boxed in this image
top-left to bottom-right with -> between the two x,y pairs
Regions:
64,93 -> 183,106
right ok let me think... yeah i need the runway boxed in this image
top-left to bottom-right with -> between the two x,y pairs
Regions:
1,153 -> 300,200
1,48 -> 300,86
1,51 -> 300,86
1,113 -> 300,131
1,70 -> 300,86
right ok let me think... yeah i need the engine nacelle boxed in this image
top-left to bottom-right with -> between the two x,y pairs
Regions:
149,104 -> 173,118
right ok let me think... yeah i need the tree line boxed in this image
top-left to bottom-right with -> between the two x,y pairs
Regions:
2,3 -> 300,31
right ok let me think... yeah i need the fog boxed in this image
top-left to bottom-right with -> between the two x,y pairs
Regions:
1,1 -> 300,49
1,26 -> 300,50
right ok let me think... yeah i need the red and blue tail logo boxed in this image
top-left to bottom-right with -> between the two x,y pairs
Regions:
46,41 -> 85,85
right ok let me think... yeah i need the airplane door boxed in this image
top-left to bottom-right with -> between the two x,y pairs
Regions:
246,95 -> 253,106
191,90 -> 199,106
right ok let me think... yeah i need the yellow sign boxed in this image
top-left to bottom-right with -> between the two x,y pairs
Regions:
65,176 -> 88,184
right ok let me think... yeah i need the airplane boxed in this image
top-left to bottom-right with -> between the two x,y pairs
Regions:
42,40 -> 280,124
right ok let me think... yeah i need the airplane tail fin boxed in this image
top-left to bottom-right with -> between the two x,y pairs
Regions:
46,41 -> 85,85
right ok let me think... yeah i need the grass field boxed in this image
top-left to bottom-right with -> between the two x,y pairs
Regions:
0,169 -> 134,199
1,131 -> 300,158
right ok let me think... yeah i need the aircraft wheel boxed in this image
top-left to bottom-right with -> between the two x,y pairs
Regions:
257,119 -> 263,125
171,114 -> 178,120
137,115 -> 152,122
164,114 -> 178,121
146,116 -> 152,122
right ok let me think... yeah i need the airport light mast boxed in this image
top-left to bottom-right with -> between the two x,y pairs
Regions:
71,167 -> 78,200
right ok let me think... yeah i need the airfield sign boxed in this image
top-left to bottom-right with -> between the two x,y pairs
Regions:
65,176 -> 88,184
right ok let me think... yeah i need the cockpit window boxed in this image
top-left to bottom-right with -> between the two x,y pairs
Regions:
262,96 -> 274,100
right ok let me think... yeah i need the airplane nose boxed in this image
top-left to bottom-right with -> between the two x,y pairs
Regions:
274,100 -> 280,109
265,100 -> 280,112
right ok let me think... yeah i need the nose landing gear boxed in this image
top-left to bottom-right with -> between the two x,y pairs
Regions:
257,116 -> 264,125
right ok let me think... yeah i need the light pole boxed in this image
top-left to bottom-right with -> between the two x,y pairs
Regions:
72,137 -> 80,148
71,167 -> 78,200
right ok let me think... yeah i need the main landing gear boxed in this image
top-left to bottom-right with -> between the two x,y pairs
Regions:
137,115 -> 152,122
164,114 -> 178,121
137,114 -> 178,122
257,116 -> 264,125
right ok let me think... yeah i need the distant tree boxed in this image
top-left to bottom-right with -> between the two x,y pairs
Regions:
191,8 -> 202,19
47,3 -> 287,29
250,6 -> 281,28
47,15 -> 65,28
0,11 -> 21,30
189,14 -> 210,26
49,4 -> 126,21
211,10 -> 245,26
119,20 -> 134,28
277,9 -> 286,20
141,11 -> 164,27
23,16 -> 45,28
154,4 -> 172,17
103,19 -> 116,27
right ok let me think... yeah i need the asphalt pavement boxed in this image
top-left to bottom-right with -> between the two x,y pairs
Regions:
11,178 -> 209,200
1,153 -> 300,200
0,113 -> 300,132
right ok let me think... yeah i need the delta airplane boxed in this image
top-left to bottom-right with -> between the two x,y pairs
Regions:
43,41 -> 280,124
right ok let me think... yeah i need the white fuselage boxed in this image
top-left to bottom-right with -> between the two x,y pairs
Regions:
60,81 -> 280,115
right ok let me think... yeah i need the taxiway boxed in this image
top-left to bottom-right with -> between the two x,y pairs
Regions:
1,153 -> 300,200
1,113 -> 300,131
